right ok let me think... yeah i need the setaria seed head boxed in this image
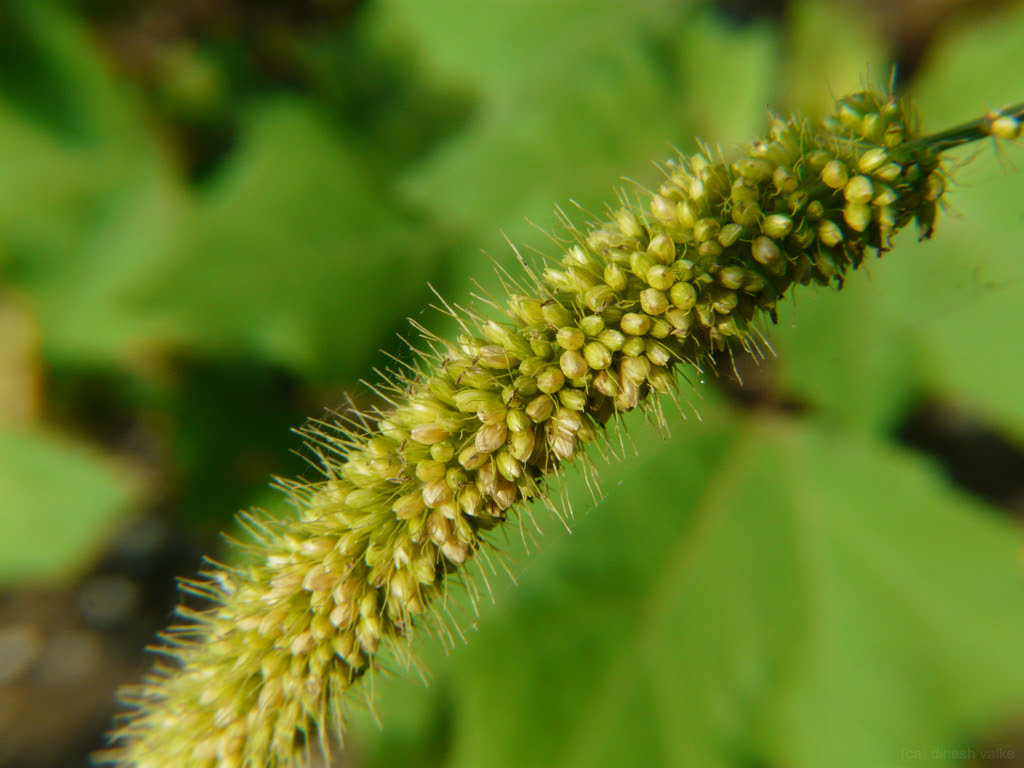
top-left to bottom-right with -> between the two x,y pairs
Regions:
101,87 -> 948,768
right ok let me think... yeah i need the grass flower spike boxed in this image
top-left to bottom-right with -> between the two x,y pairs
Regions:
102,87 -> 1022,768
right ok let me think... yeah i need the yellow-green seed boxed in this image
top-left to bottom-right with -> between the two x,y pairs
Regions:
718,266 -> 745,290
822,159 -> 848,189
844,175 -> 874,204
650,194 -> 676,225
646,264 -> 676,291
556,327 -> 585,351
597,328 -> 625,351
807,149 -> 832,169
875,162 -> 903,182
717,222 -> 744,247
818,219 -> 843,247
640,288 -> 669,316
559,388 -> 588,411
584,284 -> 617,313
614,208 -> 643,239
620,312 -> 652,336
731,200 -> 761,227
649,318 -> 672,339
843,201 -> 871,232
699,241 -> 723,259
735,157 -> 773,183
694,218 -> 721,242
672,259 -> 695,281
857,147 -> 888,174
559,349 -> 588,379
603,263 -> 627,293
676,199 -> 698,229
731,177 -> 759,204
495,450 -> 521,482
583,341 -> 613,371
647,233 -> 675,264
620,354 -> 651,383
475,422 -> 508,454
877,204 -> 896,234
509,429 -> 535,462
629,250 -> 655,278
773,166 -> 797,193
668,281 -> 697,311
872,184 -> 897,206
989,114 -> 1022,140
644,339 -> 672,366
621,336 -> 646,357
430,440 -> 455,463
542,301 -> 572,327
762,213 -> 793,240
751,236 -> 781,267
791,223 -> 815,249
716,315 -> 740,337
925,172 -> 945,202
837,102 -> 862,129
506,408 -> 531,433
510,296 -> 545,325
742,271 -> 766,293
536,366 -> 565,394
664,307 -> 692,334
712,287 -> 738,312
579,315 -> 605,337
525,393 -> 554,422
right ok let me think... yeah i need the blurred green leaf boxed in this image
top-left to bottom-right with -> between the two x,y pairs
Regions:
0,1 -> 187,365
140,97 -> 443,380
0,422 -> 141,583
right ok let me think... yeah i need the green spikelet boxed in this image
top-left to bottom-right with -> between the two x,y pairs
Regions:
99,88 -> 1019,767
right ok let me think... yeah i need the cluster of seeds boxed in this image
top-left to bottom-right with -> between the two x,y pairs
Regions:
106,88 -> 955,768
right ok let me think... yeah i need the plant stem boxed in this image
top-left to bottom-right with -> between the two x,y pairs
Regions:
916,103 -> 1024,153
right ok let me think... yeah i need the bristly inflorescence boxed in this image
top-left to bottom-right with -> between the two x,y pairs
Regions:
102,87 -> 974,767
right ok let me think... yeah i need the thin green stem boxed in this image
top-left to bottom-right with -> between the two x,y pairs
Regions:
916,102 -> 1024,154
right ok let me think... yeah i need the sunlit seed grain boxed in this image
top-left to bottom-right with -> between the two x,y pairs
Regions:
989,114 -> 1021,140
556,327 -> 585,351
843,201 -> 871,232
646,233 -> 676,264
536,366 -> 565,394
583,341 -> 613,370
668,281 -> 697,311
646,264 -> 676,291
817,219 -> 844,247
579,314 -> 605,337
640,288 -> 669,316
525,394 -> 555,422
844,175 -> 874,204
731,200 -> 761,227
718,266 -> 745,290
762,213 -> 793,240
559,349 -> 589,379
822,159 -> 848,189
620,312 -> 653,336
857,147 -> 887,174
717,222 -> 744,247
751,236 -> 781,267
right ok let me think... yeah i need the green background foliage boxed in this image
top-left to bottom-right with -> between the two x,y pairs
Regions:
2,1 -> 1024,766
